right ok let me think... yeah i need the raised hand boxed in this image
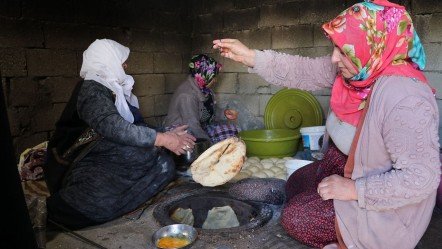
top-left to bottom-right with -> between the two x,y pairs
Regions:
212,39 -> 256,67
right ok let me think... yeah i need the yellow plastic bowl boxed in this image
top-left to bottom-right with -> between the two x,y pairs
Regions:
238,129 -> 300,159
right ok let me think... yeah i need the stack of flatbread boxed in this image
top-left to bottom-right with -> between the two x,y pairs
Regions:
190,137 -> 246,187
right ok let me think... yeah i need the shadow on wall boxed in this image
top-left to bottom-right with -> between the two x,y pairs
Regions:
1,78 -> 39,249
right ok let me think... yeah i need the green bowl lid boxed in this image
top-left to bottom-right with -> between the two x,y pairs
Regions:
264,89 -> 323,132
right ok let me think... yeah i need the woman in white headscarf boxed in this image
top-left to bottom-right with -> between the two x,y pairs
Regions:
44,39 -> 196,229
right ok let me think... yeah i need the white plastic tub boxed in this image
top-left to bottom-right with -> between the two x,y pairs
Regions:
285,159 -> 313,178
300,126 -> 326,151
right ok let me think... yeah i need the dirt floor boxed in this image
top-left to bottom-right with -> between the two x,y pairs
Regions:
44,179 -> 442,249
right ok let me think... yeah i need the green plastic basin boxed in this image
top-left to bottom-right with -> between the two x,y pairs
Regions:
238,129 -> 301,159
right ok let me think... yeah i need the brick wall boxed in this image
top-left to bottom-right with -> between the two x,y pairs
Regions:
1,0 -> 442,159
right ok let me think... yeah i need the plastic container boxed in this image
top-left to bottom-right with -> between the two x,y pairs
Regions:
238,129 -> 301,159
300,126 -> 325,151
285,159 -> 313,178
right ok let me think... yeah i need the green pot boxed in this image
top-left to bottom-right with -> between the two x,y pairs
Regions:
238,129 -> 301,159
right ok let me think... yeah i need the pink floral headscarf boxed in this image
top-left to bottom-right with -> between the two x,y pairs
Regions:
189,54 -> 222,124
189,54 -> 222,95
323,0 -> 433,126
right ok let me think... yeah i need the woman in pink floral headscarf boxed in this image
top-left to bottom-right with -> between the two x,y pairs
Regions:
213,1 -> 440,248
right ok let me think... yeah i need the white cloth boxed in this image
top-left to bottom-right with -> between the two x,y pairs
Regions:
80,39 -> 139,123
325,111 -> 356,155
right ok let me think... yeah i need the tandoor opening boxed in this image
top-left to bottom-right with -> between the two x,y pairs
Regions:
153,189 -> 273,234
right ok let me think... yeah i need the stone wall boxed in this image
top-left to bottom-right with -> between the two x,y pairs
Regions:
1,0 -> 442,160
0,0 -> 193,157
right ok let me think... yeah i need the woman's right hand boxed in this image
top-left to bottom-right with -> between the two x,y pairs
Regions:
212,39 -> 256,68
155,125 -> 196,155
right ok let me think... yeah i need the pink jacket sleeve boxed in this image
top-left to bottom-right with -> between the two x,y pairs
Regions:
249,50 -> 337,91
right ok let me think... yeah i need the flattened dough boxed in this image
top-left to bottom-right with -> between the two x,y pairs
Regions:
202,206 -> 239,229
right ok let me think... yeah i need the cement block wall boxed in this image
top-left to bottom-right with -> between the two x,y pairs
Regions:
1,0 -> 442,160
0,0 -> 194,157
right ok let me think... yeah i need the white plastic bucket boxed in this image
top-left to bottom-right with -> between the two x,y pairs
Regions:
300,126 -> 326,151
285,159 -> 313,178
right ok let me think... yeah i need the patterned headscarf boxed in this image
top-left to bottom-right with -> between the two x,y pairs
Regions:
189,54 -> 222,125
322,0 -> 433,126
80,39 -> 138,123
189,54 -> 222,96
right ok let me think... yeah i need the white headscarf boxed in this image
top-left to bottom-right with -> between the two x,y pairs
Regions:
80,39 -> 139,123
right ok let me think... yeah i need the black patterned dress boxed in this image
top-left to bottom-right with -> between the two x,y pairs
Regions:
45,80 -> 175,229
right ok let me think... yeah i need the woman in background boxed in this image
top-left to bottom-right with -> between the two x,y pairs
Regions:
164,54 -> 238,144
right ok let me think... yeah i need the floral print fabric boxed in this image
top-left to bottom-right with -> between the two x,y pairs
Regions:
322,0 -> 432,126
189,54 -> 222,92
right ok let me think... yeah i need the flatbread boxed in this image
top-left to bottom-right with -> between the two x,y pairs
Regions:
190,137 -> 246,187
170,207 -> 194,226
202,206 -> 239,229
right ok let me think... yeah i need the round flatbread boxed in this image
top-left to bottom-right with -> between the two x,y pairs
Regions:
190,137 -> 246,187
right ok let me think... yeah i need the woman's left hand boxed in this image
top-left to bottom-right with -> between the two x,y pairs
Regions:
171,125 -> 193,137
170,124 -> 197,151
155,125 -> 196,155
317,174 -> 357,201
